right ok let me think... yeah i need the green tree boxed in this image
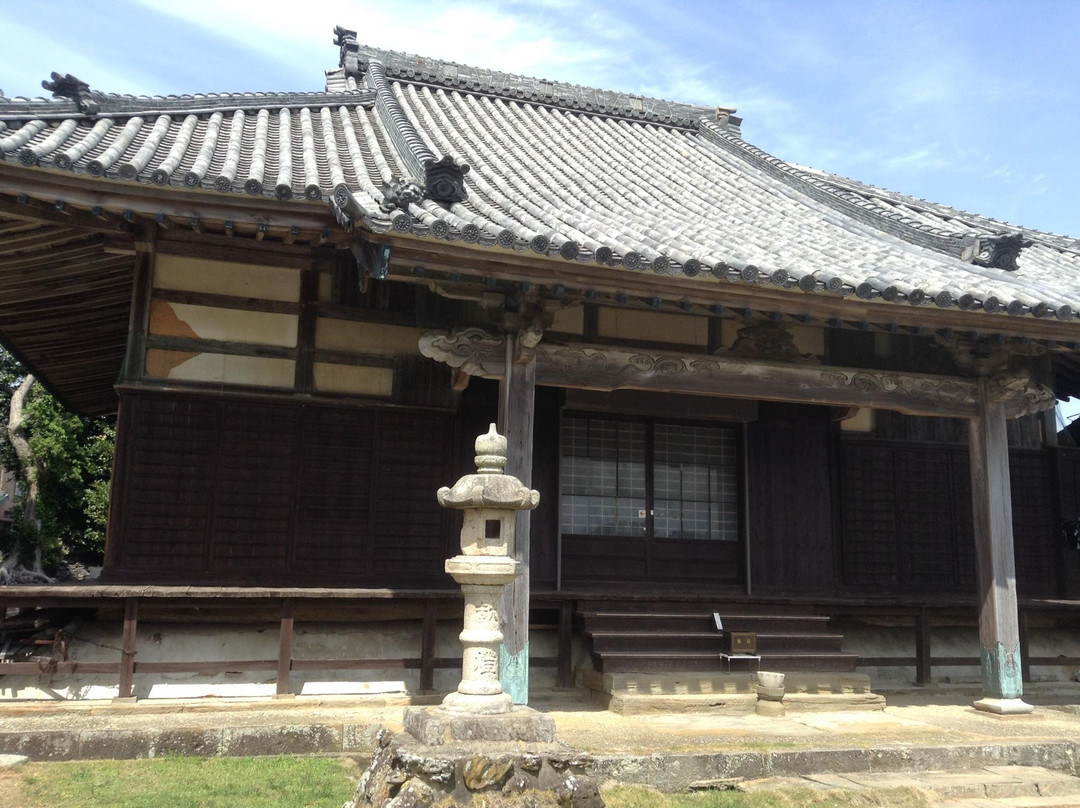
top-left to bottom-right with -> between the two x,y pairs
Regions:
1,348 -> 114,578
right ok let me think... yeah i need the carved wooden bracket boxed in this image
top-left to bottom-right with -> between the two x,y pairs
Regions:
937,333 -> 1044,377
721,322 -> 819,364
419,328 -> 1055,419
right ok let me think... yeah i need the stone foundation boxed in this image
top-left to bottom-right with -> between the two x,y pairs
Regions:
347,729 -> 602,808
404,706 -> 557,746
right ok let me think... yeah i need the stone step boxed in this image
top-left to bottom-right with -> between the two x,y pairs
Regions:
780,765 -> 1080,803
580,668 -> 874,696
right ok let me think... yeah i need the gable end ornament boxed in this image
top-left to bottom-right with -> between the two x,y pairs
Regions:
41,72 -> 100,115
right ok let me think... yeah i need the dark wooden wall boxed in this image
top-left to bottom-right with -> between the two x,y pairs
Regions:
1052,447 -> 1080,597
103,386 -> 1072,598
838,440 -> 1062,597
106,390 -> 455,587
747,402 -> 836,596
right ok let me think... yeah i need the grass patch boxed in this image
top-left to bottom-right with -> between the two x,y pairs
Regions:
604,784 -> 933,808
11,755 -> 357,808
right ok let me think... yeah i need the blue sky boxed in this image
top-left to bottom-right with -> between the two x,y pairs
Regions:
1,0 -> 1078,241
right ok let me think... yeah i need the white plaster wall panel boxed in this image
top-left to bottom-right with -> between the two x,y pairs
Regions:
317,272 -> 333,303
150,350 -> 295,387
597,308 -> 707,346
550,303 -> 585,335
313,362 -> 393,396
790,325 -> 825,357
840,408 -> 875,432
315,318 -> 422,355
154,254 -> 301,302
152,301 -> 299,347
721,319 -> 739,349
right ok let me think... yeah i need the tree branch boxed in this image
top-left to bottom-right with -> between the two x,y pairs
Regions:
6,374 -> 39,526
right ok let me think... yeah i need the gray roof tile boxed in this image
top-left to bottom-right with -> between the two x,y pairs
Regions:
2,43 -> 1078,324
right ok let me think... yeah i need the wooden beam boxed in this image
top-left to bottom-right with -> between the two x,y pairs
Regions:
153,288 -> 301,315
293,269 -> 319,392
0,226 -> 86,253
154,233 -> 315,270
420,329 -> 1056,420
122,227 -> 155,384
969,379 -> 1033,714
0,165 -> 334,232
389,237 -> 1080,343
0,194 -> 132,233
144,335 -> 297,360
497,331 -> 536,705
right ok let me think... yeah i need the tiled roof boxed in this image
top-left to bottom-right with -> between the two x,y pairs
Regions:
2,39 -> 1079,325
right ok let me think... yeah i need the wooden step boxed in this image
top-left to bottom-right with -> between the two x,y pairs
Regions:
581,612 -> 717,633
588,631 -> 722,654
595,651 -> 860,674
753,633 -> 844,653
587,631 -> 845,654
582,611 -> 833,634
715,614 -> 832,632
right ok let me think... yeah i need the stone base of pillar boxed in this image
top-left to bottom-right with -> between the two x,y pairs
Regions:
440,691 -> 514,716
404,705 -> 557,746
972,697 -> 1035,715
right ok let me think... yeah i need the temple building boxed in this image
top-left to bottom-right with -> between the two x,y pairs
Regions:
1,28 -> 1078,710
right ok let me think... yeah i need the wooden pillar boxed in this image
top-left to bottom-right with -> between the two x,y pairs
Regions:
557,599 -> 574,689
968,379 -> 1033,713
116,598 -> 138,701
420,599 -> 438,692
498,332 -> 536,705
915,606 -> 931,686
275,598 -> 295,697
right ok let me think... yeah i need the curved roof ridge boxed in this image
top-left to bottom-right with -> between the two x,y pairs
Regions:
0,89 -> 375,118
799,166 -> 1080,255
697,119 -> 979,260
352,42 -> 716,130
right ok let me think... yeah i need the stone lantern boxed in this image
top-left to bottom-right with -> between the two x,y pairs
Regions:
436,424 -> 539,715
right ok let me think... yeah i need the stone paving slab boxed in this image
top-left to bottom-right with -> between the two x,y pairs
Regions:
801,772 -> 866,789
0,689 -> 1076,803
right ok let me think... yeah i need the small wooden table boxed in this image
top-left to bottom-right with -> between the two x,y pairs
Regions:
719,653 -> 761,673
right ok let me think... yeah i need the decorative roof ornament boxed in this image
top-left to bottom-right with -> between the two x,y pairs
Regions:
41,72 -> 99,115
424,154 -> 470,204
333,25 -> 365,81
973,232 -> 1033,272
379,177 -> 424,214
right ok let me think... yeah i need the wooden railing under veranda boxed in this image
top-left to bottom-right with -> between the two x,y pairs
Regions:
0,587 -> 575,700
1,588 -> 1078,699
